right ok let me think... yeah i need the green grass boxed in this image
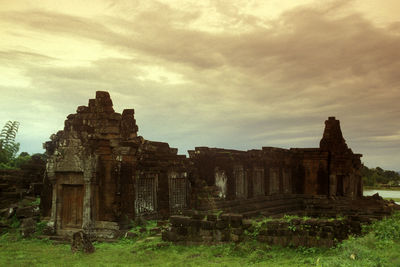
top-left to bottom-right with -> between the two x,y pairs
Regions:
1,212 -> 400,267
0,234 -> 328,267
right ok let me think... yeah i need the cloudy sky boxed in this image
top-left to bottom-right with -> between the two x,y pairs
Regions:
0,0 -> 399,170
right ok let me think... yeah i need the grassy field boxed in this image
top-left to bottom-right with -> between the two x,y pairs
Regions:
1,212 -> 400,267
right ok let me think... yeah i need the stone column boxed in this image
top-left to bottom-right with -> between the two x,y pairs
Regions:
48,181 -> 58,229
46,159 -> 57,231
82,181 -> 92,231
82,156 -> 97,235
82,170 -> 95,235
329,174 -> 337,197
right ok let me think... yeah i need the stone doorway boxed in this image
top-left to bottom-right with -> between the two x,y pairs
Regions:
269,168 -> 280,195
168,172 -> 187,213
283,169 -> 292,194
337,175 -> 344,196
61,184 -> 84,229
215,169 -> 228,198
135,174 -> 157,216
252,168 -> 265,197
234,166 -> 247,199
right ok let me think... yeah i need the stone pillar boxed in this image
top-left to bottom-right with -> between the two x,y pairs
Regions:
82,169 -> 95,234
48,182 -> 58,229
82,157 -> 97,234
329,174 -> 337,197
345,174 -> 354,198
82,181 -> 92,231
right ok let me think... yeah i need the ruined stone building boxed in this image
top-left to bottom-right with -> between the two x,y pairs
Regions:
43,91 -> 363,237
190,116 -> 363,203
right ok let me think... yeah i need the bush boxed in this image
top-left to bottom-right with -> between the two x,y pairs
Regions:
12,153 -> 32,169
34,221 -> 48,236
369,212 -> 400,241
0,162 -> 17,170
10,215 -> 20,229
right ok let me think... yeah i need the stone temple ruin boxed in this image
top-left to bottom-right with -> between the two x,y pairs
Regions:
41,91 -> 388,240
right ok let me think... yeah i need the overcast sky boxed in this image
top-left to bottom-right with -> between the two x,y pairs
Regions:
0,0 -> 399,170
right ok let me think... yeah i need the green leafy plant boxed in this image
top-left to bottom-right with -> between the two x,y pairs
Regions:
10,215 -> 20,229
30,198 -> 41,206
0,121 -> 20,159
34,221 -> 48,236
0,121 -> 20,169
367,211 -> 400,241
244,216 -> 274,238
125,219 -> 158,240
296,246 -> 317,255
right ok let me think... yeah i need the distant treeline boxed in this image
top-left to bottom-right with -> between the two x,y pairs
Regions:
362,165 -> 400,186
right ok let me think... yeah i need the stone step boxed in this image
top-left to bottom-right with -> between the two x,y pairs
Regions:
0,183 -> 10,190
38,234 -> 123,244
37,235 -> 70,244
220,197 -> 302,214
198,194 -> 305,211
0,187 -> 17,193
1,192 -> 20,198
93,238 -> 120,243
233,198 -> 303,214
198,197 -> 306,219
258,204 -> 304,217
267,210 -> 303,219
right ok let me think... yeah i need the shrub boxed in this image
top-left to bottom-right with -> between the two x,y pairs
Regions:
369,211 -> 400,241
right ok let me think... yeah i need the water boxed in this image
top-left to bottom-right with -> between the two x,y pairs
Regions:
364,189 -> 400,204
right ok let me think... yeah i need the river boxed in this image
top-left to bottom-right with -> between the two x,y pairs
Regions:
364,189 -> 400,204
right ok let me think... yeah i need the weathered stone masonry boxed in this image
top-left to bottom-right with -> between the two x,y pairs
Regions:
44,91 -> 188,238
189,117 -> 363,210
164,213 -> 359,247
43,91 -> 366,238
162,194 -> 398,246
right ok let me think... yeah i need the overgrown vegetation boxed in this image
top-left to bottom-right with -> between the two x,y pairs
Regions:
1,212 -> 400,266
124,219 -> 159,240
362,165 -> 400,187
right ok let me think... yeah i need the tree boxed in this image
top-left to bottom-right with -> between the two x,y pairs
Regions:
362,165 -> 400,186
0,121 -> 20,167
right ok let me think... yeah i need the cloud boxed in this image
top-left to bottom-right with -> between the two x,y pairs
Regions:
0,0 -> 399,169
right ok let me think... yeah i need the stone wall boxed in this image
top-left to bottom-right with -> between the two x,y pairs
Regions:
162,195 -> 400,247
162,213 -> 363,247
0,155 -> 47,236
188,147 -> 298,203
253,217 -> 360,247
0,155 -> 45,210
43,91 -> 189,237
162,213 -> 246,243
0,170 -> 26,210
189,117 -> 363,211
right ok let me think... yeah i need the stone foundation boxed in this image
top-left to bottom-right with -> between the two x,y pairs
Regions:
162,195 -> 400,247
162,213 -> 365,247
